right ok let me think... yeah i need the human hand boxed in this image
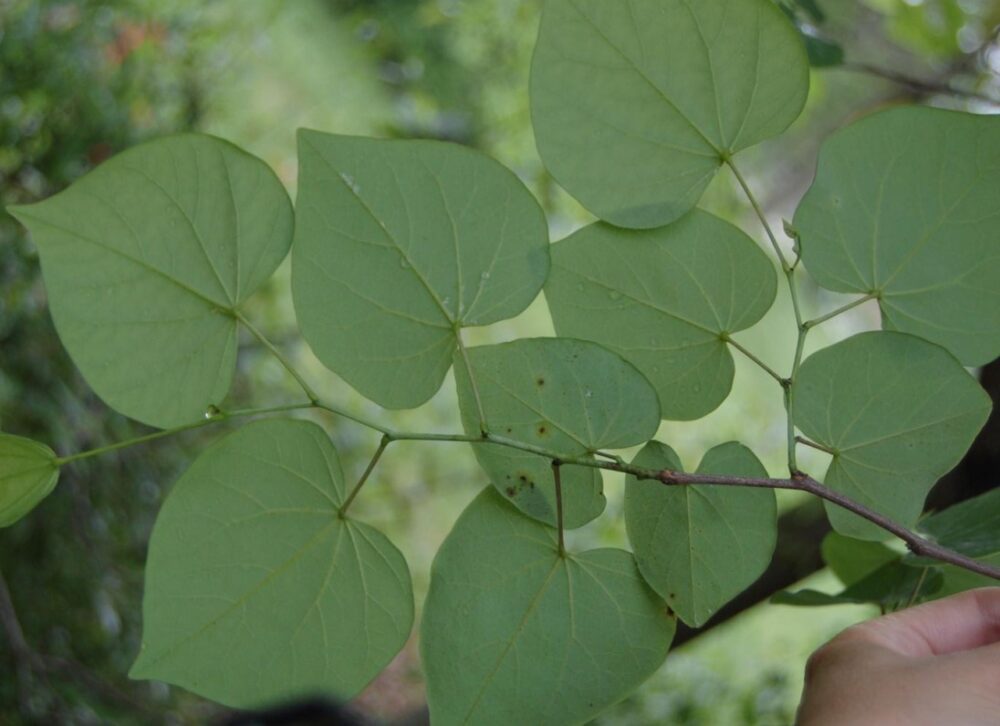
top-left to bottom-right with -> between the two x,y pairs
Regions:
796,587 -> 1000,725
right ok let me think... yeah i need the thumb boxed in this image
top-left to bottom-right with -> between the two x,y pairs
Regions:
849,587 -> 1000,657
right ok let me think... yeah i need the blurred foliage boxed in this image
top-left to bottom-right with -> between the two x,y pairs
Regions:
0,1 -> 213,722
1,0 -> 999,724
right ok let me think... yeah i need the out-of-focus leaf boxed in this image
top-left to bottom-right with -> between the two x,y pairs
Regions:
804,35 -> 844,67
0,434 -> 59,527
909,488 -> 1000,596
774,562 -> 943,610
821,532 -> 899,586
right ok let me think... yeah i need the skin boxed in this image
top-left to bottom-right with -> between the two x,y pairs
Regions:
797,588 -> 1000,725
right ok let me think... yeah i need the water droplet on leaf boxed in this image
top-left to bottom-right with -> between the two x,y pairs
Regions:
339,172 -> 361,194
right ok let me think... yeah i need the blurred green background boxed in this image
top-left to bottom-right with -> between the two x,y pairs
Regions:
1,0 -> 998,723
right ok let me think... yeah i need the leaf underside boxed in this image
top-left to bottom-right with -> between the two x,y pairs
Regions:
421,487 -> 675,726
10,134 -> 293,428
131,419 -> 413,708
795,106 -> 1000,366
292,131 -> 550,409
545,210 -> 777,420
795,331 -> 991,540
454,338 -> 661,528
625,441 -> 776,626
531,0 -> 809,228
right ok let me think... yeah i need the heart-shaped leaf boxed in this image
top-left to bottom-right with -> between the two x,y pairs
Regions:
795,106 -> 1000,365
625,441 -> 777,626
455,338 -> 660,528
293,131 -> 549,409
531,0 -> 809,228
131,418 -> 413,708
795,332 -> 991,539
0,434 -> 60,527
545,210 -> 777,420
9,135 -> 293,428
421,487 -> 675,726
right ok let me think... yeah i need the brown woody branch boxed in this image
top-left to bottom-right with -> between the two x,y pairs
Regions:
644,468 -> 1000,581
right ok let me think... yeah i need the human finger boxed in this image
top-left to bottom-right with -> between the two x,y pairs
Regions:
842,587 -> 1000,657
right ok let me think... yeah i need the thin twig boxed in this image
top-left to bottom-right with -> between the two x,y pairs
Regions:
840,62 -> 1000,106
455,328 -> 489,436
644,468 -> 1000,581
795,435 -> 837,456
53,403 -> 315,465
804,293 -> 879,330
236,311 -> 321,404
340,435 -> 391,515
726,158 -> 805,474
52,407 -> 1000,581
723,334 -> 788,385
594,450 -> 626,466
725,159 -> 792,273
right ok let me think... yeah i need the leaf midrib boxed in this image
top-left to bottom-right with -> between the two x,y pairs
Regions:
462,556 -> 563,723
13,211 -> 230,314
135,514 -> 341,673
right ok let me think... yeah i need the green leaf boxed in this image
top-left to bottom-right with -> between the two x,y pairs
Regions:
625,441 -> 777,627
910,489 -> 1000,596
919,488 -> 1000,560
0,435 -> 60,527
545,210 -> 777,420
131,419 -> 413,708
793,0 -> 826,22
795,332 -> 991,539
9,135 -> 293,428
821,532 -> 899,587
292,131 -> 549,409
774,561 -> 943,610
804,35 -> 844,67
421,487 -> 675,726
530,0 -> 809,228
455,338 -> 660,528
795,106 -> 1000,365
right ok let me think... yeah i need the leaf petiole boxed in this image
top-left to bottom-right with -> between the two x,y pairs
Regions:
52,403 -> 315,466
